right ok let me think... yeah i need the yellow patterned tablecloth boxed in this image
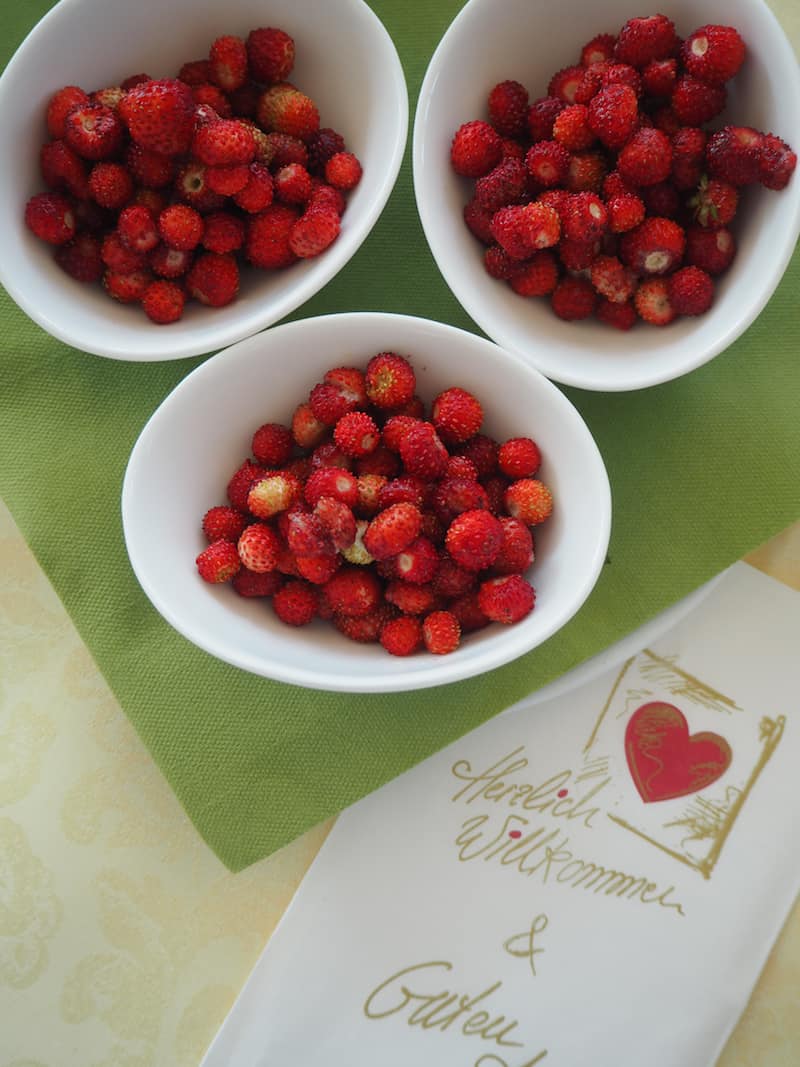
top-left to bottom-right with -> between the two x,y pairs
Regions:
1,499 -> 799,1066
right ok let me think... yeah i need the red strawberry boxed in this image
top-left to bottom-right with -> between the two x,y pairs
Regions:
335,603 -> 397,643
475,157 -> 528,212
378,615 -> 422,655
86,162 -> 133,210
641,58 -> 677,97
246,27 -> 295,83
667,266 -> 714,315
431,387 -> 483,445
40,140 -> 90,199
355,474 -> 387,517
670,127 -> 707,191
525,141 -> 570,187
620,217 -> 685,275
46,85 -> 90,138
498,438 -> 541,479
445,509 -> 504,571
455,434 -> 498,478
291,402 -> 327,449
119,79 -> 195,156
196,540 -> 241,582
232,568 -> 284,598
391,536 -> 440,584
596,298 -> 637,330
384,580 -> 437,616
174,161 -> 225,212
681,25 -> 745,86
148,243 -> 191,278
508,251 -> 559,297
238,523 -> 281,572
562,192 -> 607,242
706,126 -> 763,186
671,75 -> 726,126
307,128 -> 347,173
227,459 -> 266,510
617,127 -> 672,187
363,502 -> 422,560
550,275 -> 596,320
333,411 -> 380,458
179,59 -> 212,86
552,105 -> 595,151
289,207 -> 340,258
478,575 -> 535,624
64,102 -> 123,160
245,203 -> 300,269
450,120 -> 503,178
614,15 -> 677,68
422,610 -> 461,654
311,441 -> 353,472
324,567 -> 382,617
24,192 -> 76,245
581,33 -> 617,67
431,478 -> 489,526
235,162 -> 275,213
295,552 -> 341,585
587,84 -> 639,149
607,193 -> 645,234
193,119 -> 256,166
186,252 -> 239,306
688,176 -> 738,228
248,472 -> 303,518
449,592 -> 490,633
527,96 -> 565,141
141,279 -> 185,323
192,83 -> 233,118
209,35 -> 248,92
324,152 -> 362,190
365,352 -> 416,410
54,233 -> 104,282
272,580 -> 319,626
548,65 -> 585,104
304,467 -> 359,508
257,85 -> 320,141
488,80 -> 529,138
377,476 -> 425,511
565,151 -> 608,193
118,204 -> 159,253
202,211 -> 246,255
504,479 -> 553,525
634,277 -> 676,325
314,497 -> 357,551
491,517 -> 534,575
250,423 -> 292,467
491,202 -> 560,258
590,255 -> 637,304
202,505 -> 247,542
399,422 -> 449,480
158,204 -> 204,251
759,134 -> 797,191
274,162 -> 313,205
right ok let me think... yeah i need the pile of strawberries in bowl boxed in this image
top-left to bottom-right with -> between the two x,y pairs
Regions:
449,13 -> 796,330
23,25 -> 363,325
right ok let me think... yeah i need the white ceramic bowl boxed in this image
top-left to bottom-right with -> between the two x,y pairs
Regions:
0,0 -> 407,361
413,0 -> 800,391
121,313 -> 611,692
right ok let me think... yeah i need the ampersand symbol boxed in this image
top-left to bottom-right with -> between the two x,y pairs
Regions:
503,914 -> 548,978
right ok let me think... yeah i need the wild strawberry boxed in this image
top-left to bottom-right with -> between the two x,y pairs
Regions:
463,197 -> 495,244
449,592 -> 490,633
378,615 -> 422,656
202,505 -> 247,543
688,176 -> 738,228
63,102 -> 123,160
309,382 -> 359,425
557,238 -> 600,271
232,568 -> 284,597
245,203 -> 299,269
498,438 -> 541,479
562,192 -> 607,242
324,567 -> 382,617
564,151 -> 607,193
54,233 -> 103,283
24,192 -> 76,245
667,266 -> 714,315
174,161 -> 225,212
313,497 -> 356,551
334,603 -> 396,643
148,244 -> 191,278
46,85 -> 90,138
185,251 -> 238,306
237,523 -> 281,572
478,574 -> 535,624
587,84 -> 638,150
192,83 -> 233,118
504,479 -> 553,525
193,119 -> 256,167
257,85 -> 320,141
391,536 -> 440,584
759,134 -> 797,191
475,157 -> 528,213
262,131 -> 306,169
431,478 -> 489,526
118,204 -> 159,253
484,80 -> 528,138
526,96 -> 563,142
274,163 -> 313,205
324,152 -> 362,190
333,411 -> 380,458
455,434 -> 498,477
295,551 -> 341,585
141,279 -> 185,323
384,580 -> 437,616
291,402 -> 327,448
491,516 -> 535,575
83,161 -> 130,210
120,79 -> 195,156
590,254 -> 637,303
428,559 -> 473,601
670,127 -> 707,190
581,33 -> 617,66
206,161 -> 251,195
39,139 -> 90,199
681,25 -> 745,86
398,422 -> 449,480
596,298 -> 637,330
208,34 -> 248,92
706,126 -> 763,186
641,182 -> 682,219
491,202 -> 560,258
421,610 -> 460,654
606,193 -> 645,234
634,277 -> 676,325
620,217 -> 685,275
363,502 -> 422,559
548,65 -> 585,104
641,57 -> 677,97
198,211 -> 243,255
445,509 -> 503,571
552,105 -> 595,151
227,459 -> 266,509
525,140 -> 570,187
377,476 -> 425,510
289,207 -> 340,258
617,127 -> 672,187
508,252 -> 559,297
308,180 -> 346,216
671,75 -> 726,126
304,467 -> 359,508
484,244 -> 522,280
196,539 -> 241,582
614,15 -> 677,68
272,580 -> 319,625
246,27 -> 295,83
354,474 -> 387,517
247,471 -> 302,518
599,62 -> 642,96
284,507 -> 333,558
365,352 -> 416,410
306,127 -> 347,173
250,423 -> 292,467
179,59 -> 212,85
450,120 -> 503,178
431,388 -> 483,445
311,441 -> 353,471
155,204 -> 203,251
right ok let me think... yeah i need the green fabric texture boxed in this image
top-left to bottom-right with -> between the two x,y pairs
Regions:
1,1 -> 798,872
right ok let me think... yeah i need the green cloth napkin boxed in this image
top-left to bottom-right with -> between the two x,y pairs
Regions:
1,1 -> 798,872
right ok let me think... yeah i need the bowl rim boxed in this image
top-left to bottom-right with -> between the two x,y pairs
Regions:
121,311 -> 613,692
411,0 -> 800,392
0,0 -> 409,362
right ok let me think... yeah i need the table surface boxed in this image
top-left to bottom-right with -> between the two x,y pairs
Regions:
2,0 -> 799,1061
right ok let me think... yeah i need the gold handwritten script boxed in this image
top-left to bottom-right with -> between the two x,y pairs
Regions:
451,747 -> 611,829
504,915 -> 548,978
455,814 -> 685,916
363,960 -> 547,1066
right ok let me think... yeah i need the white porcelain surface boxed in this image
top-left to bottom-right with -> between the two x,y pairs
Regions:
121,313 -> 612,692
0,0 -> 408,361
413,0 -> 800,391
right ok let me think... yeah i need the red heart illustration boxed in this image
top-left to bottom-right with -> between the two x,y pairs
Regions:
625,702 -> 732,803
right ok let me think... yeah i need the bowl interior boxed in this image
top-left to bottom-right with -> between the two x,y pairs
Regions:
122,313 -> 611,691
0,0 -> 407,360
413,0 -> 800,390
